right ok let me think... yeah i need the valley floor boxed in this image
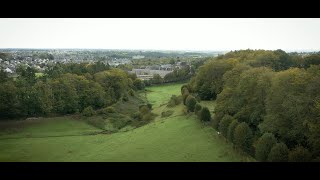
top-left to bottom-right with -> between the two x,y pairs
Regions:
0,83 -> 253,162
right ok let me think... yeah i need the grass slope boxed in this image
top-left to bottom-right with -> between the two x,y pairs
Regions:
0,117 -> 102,140
145,83 -> 184,108
0,83 -> 253,162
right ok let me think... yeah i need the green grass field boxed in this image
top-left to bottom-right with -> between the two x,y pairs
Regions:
0,83 -> 253,162
0,116 -> 102,139
145,83 -> 184,108
35,72 -> 44,78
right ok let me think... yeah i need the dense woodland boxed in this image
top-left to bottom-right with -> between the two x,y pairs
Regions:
182,49 -> 320,162
0,62 -> 148,119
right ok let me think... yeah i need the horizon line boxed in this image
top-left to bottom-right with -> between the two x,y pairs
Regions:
1,47 -> 320,52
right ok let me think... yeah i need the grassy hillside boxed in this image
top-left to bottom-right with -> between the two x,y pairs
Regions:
145,83 -> 184,108
0,117 -> 102,139
0,83 -> 253,162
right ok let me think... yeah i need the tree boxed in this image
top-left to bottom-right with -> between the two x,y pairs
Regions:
268,143 -> 289,162
303,54 -> 320,68
214,67 -> 273,133
200,107 -> 211,122
45,63 -> 65,78
169,59 -> 175,65
259,68 -> 310,148
288,146 -> 312,162
255,133 -> 277,161
151,74 -> 163,84
182,90 -> 190,105
50,76 -> 80,114
0,81 -> 20,119
213,64 -> 252,129
164,67 -> 191,83
80,81 -> 107,110
234,122 -> 253,154
181,84 -> 191,95
219,114 -> 234,137
33,81 -> 53,115
0,52 -> 10,60
15,79 -> 41,116
133,78 -> 145,90
186,95 -> 197,112
17,66 -> 37,84
191,59 -> 235,100
233,68 -> 273,130
249,50 -> 293,71
304,66 -> 320,158
94,69 -> 130,103
273,49 -> 292,71
227,119 -> 239,143
82,106 -> 95,117
0,68 -> 8,83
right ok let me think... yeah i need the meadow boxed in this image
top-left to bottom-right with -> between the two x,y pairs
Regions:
0,83 -> 253,161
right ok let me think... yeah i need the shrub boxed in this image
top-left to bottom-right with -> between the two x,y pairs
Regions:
82,106 -> 95,117
142,113 -> 155,122
194,103 -> 202,117
212,118 -> 219,130
268,142 -> 289,162
255,133 -> 277,161
122,94 -> 129,102
133,104 -> 156,122
175,95 -> 182,105
108,114 -> 132,130
139,105 -> 150,114
161,110 -> 174,118
212,112 -> 223,130
87,117 -> 105,129
181,85 -> 190,95
200,107 -> 211,122
194,95 -> 201,102
182,91 -> 190,105
288,146 -> 312,162
219,115 -> 234,137
227,119 -> 239,143
147,103 -> 153,110
183,107 -> 189,115
133,79 -> 145,90
144,80 -> 151,87
131,111 -> 142,120
106,106 -> 116,113
167,95 -> 182,107
234,122 -> 253,154
186,95 -> 197,112
167,99 -> 176,107
96,106 -> 116,115
129,89 -> 135,96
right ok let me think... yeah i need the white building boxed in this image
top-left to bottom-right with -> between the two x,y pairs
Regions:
132,55 -> 145,59
4,68 -> 13,73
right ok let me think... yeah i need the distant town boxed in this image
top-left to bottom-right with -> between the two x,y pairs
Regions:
0,49 -> 222,79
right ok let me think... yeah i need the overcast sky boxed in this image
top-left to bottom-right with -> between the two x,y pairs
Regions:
0,18 -> 320,51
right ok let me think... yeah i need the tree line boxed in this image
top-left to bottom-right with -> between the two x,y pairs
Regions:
0,62 -> 145,120
142,66 -> 193,87
183,49 -> 320,161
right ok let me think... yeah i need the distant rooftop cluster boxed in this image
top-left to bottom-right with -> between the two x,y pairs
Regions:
0,49 -> 220,75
